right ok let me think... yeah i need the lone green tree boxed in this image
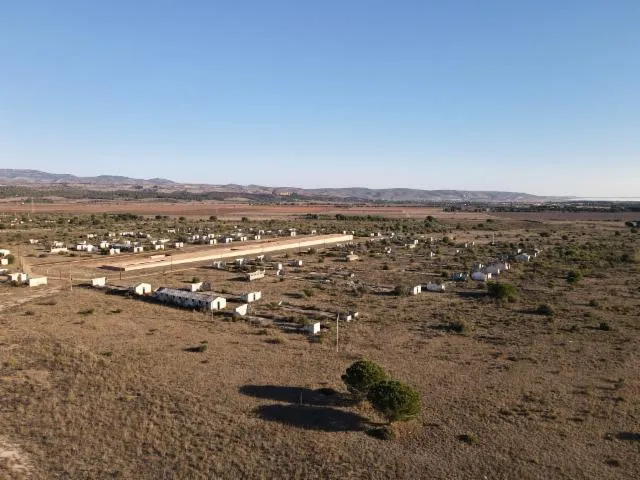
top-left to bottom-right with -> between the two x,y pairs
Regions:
487,281 -> 518,303
367,380 -> 421,424
341,360 -> 387,401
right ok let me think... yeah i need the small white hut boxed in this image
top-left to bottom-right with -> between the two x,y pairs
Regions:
471,271 -> 491,282
425,282 -> 445,292
242,291 -> 262,303
303,322 -> 321,335
28,276 -> 48,287
233,304 -> 249,316
133,283 -> 152,295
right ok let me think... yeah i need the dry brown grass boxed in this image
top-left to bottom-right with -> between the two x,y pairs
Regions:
1,213 -> 639,479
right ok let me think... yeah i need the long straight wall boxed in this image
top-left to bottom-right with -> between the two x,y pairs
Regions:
102,234 -> 354,272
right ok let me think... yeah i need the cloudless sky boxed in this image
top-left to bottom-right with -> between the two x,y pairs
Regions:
1,0 -> 639,196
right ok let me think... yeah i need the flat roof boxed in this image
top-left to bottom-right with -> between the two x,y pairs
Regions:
101,234 -> 353,272
154,287 -> 219,302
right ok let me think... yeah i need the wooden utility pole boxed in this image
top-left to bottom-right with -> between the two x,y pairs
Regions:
335,314 -> 340,353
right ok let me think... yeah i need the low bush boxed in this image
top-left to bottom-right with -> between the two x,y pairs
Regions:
393,283 -> 410,297
448,320 -> 470,334
342,360 -> 388,401
535,304 -> 555,316
265,335 -> 286,345
487,282 -> 518,303
366,426 -> 395,441
567,270 -> 582,284
184,343 -> 208,353
367,380 -> 421,423
457,433 -> 478,444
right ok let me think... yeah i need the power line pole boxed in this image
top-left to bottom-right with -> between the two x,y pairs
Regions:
335,314 -> 339,353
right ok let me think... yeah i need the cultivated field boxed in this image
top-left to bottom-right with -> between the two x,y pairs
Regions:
1,207 -> 639,479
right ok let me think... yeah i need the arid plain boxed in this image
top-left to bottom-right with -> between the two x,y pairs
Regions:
1,203 -> 639,479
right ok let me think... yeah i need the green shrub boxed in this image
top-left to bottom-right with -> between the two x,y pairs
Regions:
341,360 -> 388,400
457,433 -> 478,444
366,426 -> 395,441
393,283 -> 410,297
302,288 -> 314,298
535,304 -> 555,316
265,335 -> 286,344
448,320 -> 470,334
367,380 -> 421,423
184,343 -> 208,352
567,270 -> 582,284
487,282 -> 518,302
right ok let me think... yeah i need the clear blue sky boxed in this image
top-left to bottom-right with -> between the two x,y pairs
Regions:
1,1 -> 638,196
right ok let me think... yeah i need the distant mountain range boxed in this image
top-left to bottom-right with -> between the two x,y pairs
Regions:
0,169 -> 175,186
0,169 -> 556,203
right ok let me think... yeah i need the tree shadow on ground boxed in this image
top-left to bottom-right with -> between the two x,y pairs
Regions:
373,291 -> 397,297
428,323 -> 461,333
254,404 -> 368,432
456,291 -> 487,300
230,276 -> 249,282
517,308 -> 549,316
239,385 -> 356,407
283,292 -> 305,299
617,432 -> 640,441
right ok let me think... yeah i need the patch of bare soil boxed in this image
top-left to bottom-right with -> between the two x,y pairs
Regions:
0,437 -> 32,479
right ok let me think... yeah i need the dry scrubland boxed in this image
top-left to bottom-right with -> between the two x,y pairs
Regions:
0,200 -> 490,220
1,208 -> 639,479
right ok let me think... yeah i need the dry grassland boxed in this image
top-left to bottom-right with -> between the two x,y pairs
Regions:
1,212 -> 639,479
0,200 -> 481,220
